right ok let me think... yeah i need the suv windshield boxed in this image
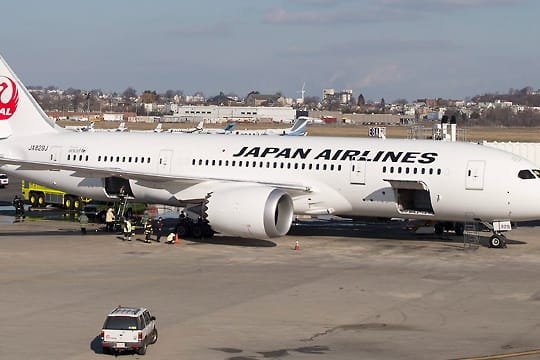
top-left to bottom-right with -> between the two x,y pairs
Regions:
104,316 -> 139,330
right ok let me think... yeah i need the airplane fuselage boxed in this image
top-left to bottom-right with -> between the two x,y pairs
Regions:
2,131 -> 537,223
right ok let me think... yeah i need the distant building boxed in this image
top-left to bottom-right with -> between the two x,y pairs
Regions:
103,113 -> 124,122
245,93 -> 287,107
168,105 -> 296,123
322,88 -> 353,105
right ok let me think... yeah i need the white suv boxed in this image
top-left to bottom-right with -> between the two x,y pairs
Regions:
0,174 -> 8,188
100,306 -> 158,355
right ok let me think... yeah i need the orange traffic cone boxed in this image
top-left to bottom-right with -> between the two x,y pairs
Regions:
175,233 -> 179,244
294,240 -> 299,250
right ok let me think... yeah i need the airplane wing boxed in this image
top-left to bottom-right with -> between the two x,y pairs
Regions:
0,156 -> 312,195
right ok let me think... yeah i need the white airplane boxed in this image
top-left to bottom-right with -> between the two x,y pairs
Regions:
112,122 -> 127,132
129,123 -> 163,133
1,54 -> 540,247
73,122 -> 126,133
201,122 -> 237,134
166,121 -> 204,133
64,122 -> 95,132
227,117 -> 308,136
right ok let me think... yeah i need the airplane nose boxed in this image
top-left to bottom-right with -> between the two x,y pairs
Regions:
509,182 -> 540,221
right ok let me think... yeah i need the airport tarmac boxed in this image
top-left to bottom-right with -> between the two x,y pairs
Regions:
1,216 -> 540,359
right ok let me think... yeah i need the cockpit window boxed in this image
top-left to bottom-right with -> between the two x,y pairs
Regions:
518,170 -> 536,179
532,169 -> 540,178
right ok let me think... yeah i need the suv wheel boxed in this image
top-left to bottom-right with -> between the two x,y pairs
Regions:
137,341 -> 147,355
150,328 -> 158,344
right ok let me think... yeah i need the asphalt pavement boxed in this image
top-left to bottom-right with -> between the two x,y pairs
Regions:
2,215 -> 540,359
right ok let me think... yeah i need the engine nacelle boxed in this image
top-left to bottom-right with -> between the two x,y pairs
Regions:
205,184 -> 294,239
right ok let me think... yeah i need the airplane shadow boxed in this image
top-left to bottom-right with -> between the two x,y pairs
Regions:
288,220 -> 527,248
185,236 -> 277,248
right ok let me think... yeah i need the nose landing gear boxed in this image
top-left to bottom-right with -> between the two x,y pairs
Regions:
481,221 -> 509,249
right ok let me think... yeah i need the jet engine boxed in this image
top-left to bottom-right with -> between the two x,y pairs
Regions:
204,185 -> 294,239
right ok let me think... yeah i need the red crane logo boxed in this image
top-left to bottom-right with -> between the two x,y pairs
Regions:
0,76 -> 19,120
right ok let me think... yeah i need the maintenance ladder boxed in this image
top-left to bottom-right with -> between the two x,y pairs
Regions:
463,221 -> 480,250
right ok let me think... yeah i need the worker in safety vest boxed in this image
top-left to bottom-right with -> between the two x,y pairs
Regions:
123,218 -> 132,241
144,221 -> 153,243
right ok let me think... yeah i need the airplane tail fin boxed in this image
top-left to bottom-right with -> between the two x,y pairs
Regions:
223,122 -> 236,132
284,117 -> 308,136
195,121 -> 204,131
0,55 -> 57,139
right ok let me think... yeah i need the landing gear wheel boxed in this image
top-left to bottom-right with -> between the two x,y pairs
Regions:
454,222 -> 465,236
176,224 -> 188,238
489,235 -> 506,248
434,223 -> 444,235
191,224 -> 203,238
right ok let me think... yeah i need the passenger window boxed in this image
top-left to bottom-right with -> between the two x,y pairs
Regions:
143,311 -> 151,324
518,170 -> 536,179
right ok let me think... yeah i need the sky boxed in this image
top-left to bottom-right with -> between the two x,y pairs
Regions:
1,0 -> 539,102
